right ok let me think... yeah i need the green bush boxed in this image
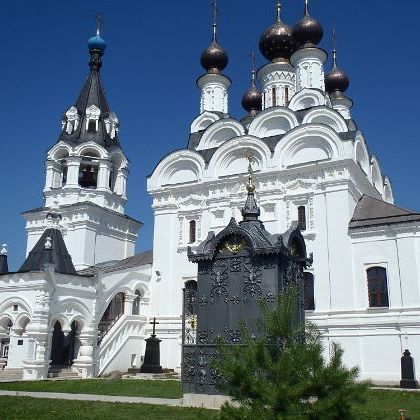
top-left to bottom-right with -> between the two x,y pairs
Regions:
215,286 -> 369,419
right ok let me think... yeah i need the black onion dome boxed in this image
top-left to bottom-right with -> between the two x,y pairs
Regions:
200,41 -> 229,74
293,2 -> 323,48
325,52 -> 349,94
259,4 -> 296,62
259,20 -> 296,62
242,85 -> 262,113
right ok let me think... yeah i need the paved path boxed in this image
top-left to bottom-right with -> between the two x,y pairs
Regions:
0,390 -> 183,406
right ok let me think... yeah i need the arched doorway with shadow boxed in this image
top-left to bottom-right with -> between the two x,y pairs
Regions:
50,320 -> 78,367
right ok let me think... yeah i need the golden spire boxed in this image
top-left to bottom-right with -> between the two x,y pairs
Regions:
244,150 -> 256,193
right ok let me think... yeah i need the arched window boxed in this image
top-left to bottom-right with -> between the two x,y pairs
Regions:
304,272 -> 315,310
185,280 -> 197,316
367,267 -> 389,308
298,206 -> 306,231
132,290 -> 141,315
79,154 -> 99,189
272,87 -> 277,107
98,292 -> 125,343
189,220 -> 197,244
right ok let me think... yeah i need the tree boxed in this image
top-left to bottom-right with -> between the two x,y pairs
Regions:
215,286 -> 369,419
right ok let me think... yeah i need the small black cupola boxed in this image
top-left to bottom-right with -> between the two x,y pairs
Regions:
200,0 -> 229,74
0,244 -> 8,274
292,0 -> 324,49
241,52 -> 262,116
325,29 -> 350,97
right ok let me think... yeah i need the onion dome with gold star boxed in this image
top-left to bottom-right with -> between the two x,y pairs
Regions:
259,1 -> 296,62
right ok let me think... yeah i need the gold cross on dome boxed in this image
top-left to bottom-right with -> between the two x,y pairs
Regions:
244,150 -> 256,192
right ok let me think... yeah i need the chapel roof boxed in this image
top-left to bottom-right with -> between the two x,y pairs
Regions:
19,228 -> 77,275
349,195 -> 420,229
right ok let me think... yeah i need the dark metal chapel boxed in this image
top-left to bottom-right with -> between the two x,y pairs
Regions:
182,159 -> 309,395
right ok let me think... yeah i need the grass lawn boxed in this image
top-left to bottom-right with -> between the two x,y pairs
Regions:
354,390 -> 420,420
1,383 -> 419,419
0,396 -> 214,420
0,379 -> 182,399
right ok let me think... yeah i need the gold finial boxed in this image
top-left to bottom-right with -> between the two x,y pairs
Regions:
244,150 -> 256,193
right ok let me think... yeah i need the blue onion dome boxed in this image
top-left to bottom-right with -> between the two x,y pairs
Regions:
88,34 -> 106,52
293,1 -> 323,48
201,41 -> 229,74
325,50 -> 349,95
259,3 -> 296,62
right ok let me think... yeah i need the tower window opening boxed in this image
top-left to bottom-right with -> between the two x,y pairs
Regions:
285,86 -> 289,104
367,267 -> 389,308
79,158 -> 99,189
132,290 -> 141,315
87,120 -> 97,133
298,206 -> 307,231
61,160 -> 68,187
189,220 -> 197,244
272,87 -> 277,107
109,165 -> 117,191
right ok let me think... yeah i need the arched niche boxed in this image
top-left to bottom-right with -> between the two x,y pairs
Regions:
354,137 -> 370,176
208,136 -> 270,178
75,142 -> 108,160
288,88 -> 327,111
371,156 -> 384,194
275,125 -> 342,169
248,108 -> 298,138
149,151 -> 205,190
190,111 -> 221,133
302,107 -> 348,133
197,119 -> 245,150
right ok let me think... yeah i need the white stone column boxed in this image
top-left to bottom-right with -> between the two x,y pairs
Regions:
290,48 -> 327,92
97,160 -> 112,191
124,294 -> 136,315
64,156 -> 81,188
44,161 -> 61,191
197,73 -> 231,114
72,329 -> 97,378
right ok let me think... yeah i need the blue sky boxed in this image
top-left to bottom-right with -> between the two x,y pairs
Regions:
0,0 -> 419,270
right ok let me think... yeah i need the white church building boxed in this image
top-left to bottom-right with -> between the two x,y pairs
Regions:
1,1 -> 419,385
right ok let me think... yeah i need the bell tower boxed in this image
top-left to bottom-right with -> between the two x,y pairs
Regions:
23,25 -> 142,270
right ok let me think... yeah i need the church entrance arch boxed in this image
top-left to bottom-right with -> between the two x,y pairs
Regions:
50,320 -> 78,367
